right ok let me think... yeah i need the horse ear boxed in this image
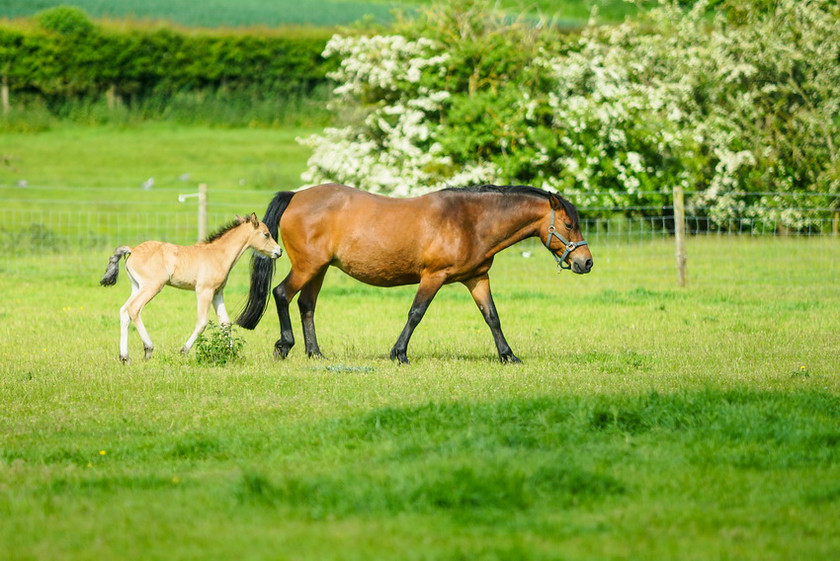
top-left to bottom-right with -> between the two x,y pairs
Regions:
235,214 -> 246,224
249,212 -> 259,227
548,193 -> 562,210
552,194 -> 579,225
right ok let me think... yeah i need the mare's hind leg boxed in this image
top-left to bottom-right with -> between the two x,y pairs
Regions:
463,275 -> 520,364
272,276 -> 296,359
390,274 -> 445,365
272,267 -> 325,359
298,269 -> 327,358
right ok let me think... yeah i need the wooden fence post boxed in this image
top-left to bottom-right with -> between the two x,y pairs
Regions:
197,183 -> 208,241
673,183 -> 687,287
106,84 -> 117,110
1,75 -> 10,114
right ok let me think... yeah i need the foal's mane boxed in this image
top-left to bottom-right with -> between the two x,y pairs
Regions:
442,184 -> 579,224
203,218 -> 244,244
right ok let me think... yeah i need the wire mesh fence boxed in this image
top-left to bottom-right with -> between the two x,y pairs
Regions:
1,198 -> 838,288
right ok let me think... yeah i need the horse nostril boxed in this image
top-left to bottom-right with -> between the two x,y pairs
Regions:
585,258 -> 593,271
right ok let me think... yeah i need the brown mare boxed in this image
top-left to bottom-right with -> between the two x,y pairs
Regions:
237,183 -> 592,364
100,213 -> 283,362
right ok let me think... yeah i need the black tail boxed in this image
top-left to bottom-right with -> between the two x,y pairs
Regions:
236,190 -> 296,329
100,246 -> 131,286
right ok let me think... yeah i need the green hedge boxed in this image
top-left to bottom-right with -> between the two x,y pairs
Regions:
0,6 -> 335,104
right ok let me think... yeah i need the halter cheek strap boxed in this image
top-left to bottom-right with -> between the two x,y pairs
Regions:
545,208 -> 588,271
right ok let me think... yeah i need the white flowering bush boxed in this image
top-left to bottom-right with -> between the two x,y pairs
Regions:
299,31 -> 499,196
301,0 -> 840,229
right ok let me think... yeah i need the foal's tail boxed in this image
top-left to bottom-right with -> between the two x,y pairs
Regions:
236,190 -> 296,329
100,246 -> 132,287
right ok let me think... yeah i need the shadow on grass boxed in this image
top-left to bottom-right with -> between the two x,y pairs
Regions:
231,389 -> 840,520
23,389 -> 840,525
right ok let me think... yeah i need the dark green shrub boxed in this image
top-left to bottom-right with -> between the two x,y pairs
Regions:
0,9 -> 335,124
34,5 -> 95,36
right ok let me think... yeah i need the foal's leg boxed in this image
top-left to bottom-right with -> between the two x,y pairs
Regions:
182,288 -> 214,353
132,300 -> 157,361
119,281 -> 139,362
212,291 -> 230,326
390,274 -> 445,365
121,279 -> 162,361
298,269 -> 327,358
463,275 -> 520,364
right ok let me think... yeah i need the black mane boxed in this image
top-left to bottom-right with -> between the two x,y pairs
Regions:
203,218 -> 243,244
441,184 -> 579,224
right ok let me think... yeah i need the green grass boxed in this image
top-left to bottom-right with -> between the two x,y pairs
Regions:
0,123 -> 317,212
0,0 -> 648,27
1,116 -> 839,560
1,235 -> 839,560
0,0 -> 397,27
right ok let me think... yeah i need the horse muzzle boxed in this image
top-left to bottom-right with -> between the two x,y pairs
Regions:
571,256 -> 593,274
271,246 -> 283,259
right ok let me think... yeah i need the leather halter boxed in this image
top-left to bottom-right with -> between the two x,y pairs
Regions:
544,208 -> 588,271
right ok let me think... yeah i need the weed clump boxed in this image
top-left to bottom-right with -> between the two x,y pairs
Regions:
194,322 -> 244,366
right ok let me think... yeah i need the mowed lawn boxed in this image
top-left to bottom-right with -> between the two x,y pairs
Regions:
0,0 -> 646,27
1,234 -> 839,560
0,123 -> 317,197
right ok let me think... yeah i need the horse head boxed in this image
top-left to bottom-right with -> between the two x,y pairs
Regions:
242,213 -> 283,259
545,195 -> 593,274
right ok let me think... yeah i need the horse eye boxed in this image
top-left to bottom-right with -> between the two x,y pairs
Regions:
564,223 -> 573,230
264,233 -> 270,238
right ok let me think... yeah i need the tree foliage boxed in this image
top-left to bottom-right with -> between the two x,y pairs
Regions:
302,0 -> 840,228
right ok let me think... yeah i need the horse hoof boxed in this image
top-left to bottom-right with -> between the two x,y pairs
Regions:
274,339 -> 294,360
119,355 -> 129,364
144,347 -> 154,360
307,351 -> 324,359
390,348 -> 410,365
501,353 -> 522,364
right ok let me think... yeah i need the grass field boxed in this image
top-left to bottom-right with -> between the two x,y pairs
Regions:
0,124 -> 317,215
1,234 -> 839,560
0,0 -> 396,27
2,112 -> 840,560
0,0 -> 647,27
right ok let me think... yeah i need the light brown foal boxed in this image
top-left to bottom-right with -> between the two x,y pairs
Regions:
101,213 -> 282,362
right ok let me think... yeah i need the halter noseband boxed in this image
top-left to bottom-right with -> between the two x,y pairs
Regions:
545,208 -> 588,271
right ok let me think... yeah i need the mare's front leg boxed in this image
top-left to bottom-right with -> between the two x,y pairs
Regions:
463,275 -> 521,364
390,274 -> 445,365
298,269 -> 327,358
182,288 -> 214,353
